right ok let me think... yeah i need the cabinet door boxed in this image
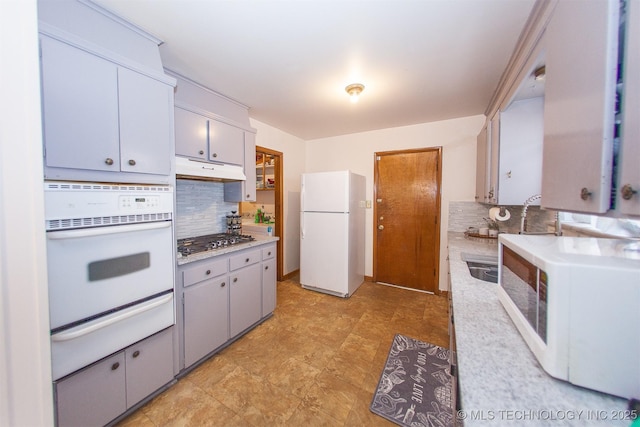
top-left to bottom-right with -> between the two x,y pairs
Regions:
262,258 -> 277,316
175,107 -> 208,160
542,0 -> 619,213
475,126 -> 488,203
487,113 -> 500,204
498,97 -> 544,205
229,263 -> 261,337
55,352 -> 126,427
618,0 -> 640,215
209,120 -> 244,165
224,131 -> 257,202
125,327 -> 174,408
118,68 -> 173,175
184,277 -> 229,367
41,36 -> 120,172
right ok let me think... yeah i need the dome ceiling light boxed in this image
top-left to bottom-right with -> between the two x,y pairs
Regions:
345,83 -> 365,103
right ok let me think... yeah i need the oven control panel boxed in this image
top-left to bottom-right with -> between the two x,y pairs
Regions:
119,195 -> 161,209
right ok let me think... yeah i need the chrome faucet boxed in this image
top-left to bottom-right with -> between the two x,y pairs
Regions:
519,194 -> 562,236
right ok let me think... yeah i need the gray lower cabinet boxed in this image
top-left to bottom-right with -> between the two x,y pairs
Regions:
54,327 -> 173,427
183,276 -> 229,367
229,250 -> 262,337
262,245 -> 277,315
178,242 -> 277,371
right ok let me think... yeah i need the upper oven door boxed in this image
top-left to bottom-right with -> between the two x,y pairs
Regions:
47,221 -> 174,330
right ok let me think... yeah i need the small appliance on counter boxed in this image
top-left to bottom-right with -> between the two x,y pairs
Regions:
498,234 -> 640,399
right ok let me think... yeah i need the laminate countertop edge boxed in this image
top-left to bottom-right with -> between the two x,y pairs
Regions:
447,231 -> 629,426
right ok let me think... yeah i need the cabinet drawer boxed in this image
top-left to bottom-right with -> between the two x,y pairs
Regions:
229,249 -> 261,271
262,244 -> 276,261
183,258 -> 227,287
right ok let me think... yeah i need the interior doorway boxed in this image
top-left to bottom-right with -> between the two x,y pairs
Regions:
373,147 -> 442,293
240,146 -> 284,281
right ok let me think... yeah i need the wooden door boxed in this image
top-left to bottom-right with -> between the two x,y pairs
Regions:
374,148 -> 442,293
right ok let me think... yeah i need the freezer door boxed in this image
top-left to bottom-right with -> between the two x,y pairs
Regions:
301,171 -> 349,212
300,212 -> 349,295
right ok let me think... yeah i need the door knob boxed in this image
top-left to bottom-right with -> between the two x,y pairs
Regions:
378,224 -> 384,230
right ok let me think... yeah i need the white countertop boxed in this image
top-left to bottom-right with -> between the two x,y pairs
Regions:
177,235 -> 279,266
447,232 -> 629,426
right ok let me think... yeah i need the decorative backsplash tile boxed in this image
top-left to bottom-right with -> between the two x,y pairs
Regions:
448,201 -> 556,234
175,179 -> 238,239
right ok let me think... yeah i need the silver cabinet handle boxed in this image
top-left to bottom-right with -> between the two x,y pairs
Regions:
233,278 -> 238,283
111,362 -> 120,370
580,187 -> 592,200
212,153 -> 218,158
128,159 -> 136,166
221,282 -> 226,287
199,150 -> 204,155
105,158 -> 114,165
206,269 -> 211,275
265,266 -> 269,270
132,350 -> 140,358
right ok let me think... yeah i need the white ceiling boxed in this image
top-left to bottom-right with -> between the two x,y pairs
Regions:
95,0 -> 535,140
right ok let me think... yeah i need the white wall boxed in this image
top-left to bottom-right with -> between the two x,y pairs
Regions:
0,0 -> 54,425
305,115 -> 484,291
250,119 -> 306,277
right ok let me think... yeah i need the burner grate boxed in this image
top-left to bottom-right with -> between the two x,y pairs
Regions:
177,233 -> 255,256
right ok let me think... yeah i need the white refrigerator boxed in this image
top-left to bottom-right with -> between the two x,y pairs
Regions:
300,170 -> 366,297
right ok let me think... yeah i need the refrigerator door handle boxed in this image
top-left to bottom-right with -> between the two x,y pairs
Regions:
300,212 -> 305,239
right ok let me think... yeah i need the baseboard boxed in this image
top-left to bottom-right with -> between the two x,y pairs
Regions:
281,269 -> 299,281
364,275 -> 373,282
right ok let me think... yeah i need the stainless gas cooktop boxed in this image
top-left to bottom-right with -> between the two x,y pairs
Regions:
177,233 -> 255,257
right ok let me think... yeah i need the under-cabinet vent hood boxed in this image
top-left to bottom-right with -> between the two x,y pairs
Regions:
175,157 -> 246,182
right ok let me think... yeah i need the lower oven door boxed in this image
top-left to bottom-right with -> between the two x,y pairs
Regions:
50,292 -> 174,380
46,221 -> 174,330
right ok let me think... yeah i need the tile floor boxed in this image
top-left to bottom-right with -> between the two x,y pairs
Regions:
116,277 -> 450,427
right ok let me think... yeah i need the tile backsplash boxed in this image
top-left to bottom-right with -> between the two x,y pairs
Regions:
175,179 -> 238,239
448,201 -> 556,234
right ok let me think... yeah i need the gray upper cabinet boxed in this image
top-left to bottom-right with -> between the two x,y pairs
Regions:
174,107 -> 208,160
209,119 -> 244,165
617,0 -> 640,216
541,0 -> 619,213
40,36 -> 173,181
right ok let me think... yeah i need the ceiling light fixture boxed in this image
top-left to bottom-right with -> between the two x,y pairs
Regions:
534,65 -> 546,81
345,83 -> 365,103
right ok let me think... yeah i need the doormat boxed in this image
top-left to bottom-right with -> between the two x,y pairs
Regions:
370,334 -> 454,427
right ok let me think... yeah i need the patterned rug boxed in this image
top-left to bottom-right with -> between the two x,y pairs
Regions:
370,334 -> 454,427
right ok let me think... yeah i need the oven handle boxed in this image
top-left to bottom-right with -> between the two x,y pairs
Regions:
51,293 -> 173,342
47,221 -> 171,240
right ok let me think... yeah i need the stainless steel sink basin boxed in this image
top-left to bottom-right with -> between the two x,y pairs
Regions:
461,253 -> 498,283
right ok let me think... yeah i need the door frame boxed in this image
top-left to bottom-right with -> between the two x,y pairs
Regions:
372,147 -> 443,293
256,146 -> 284,281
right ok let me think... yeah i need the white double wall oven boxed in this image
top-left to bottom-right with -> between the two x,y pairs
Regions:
44,181 -> 175,381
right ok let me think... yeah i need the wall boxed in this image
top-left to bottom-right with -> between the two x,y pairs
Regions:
0,0 -> 54,424
249,118 -> 306,277
305,115 -> 485,292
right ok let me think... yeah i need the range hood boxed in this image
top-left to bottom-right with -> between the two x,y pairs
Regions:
175,157 -> 246,182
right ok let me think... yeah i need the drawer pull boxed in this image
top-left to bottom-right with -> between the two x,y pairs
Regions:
221,282 -> 226,287
111,362 -> 120,371
105,158 -> 114,166
199,150 -> 204,155
233,278 -> 238,283
128,159 -> 136,166
132,350 -> 140,358
268,251 -> 271,256
265,266 -> 269,270
245,258 -> 250,263
206,269 -> 211,275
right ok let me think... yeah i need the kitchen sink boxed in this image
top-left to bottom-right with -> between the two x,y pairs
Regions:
461,253 -> 499,283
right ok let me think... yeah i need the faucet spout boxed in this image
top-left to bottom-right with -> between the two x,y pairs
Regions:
519,194 -> 562,236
